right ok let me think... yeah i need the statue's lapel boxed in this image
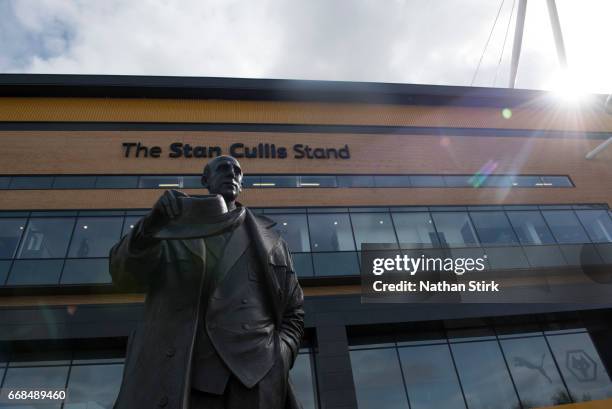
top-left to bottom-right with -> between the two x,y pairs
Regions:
182,238 -> 205,263
215,223 -> 250,282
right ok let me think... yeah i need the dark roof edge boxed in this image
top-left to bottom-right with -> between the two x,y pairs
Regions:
0,73 -> 606,108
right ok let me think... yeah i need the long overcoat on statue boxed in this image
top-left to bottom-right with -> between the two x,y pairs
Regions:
109,208 -> 304,409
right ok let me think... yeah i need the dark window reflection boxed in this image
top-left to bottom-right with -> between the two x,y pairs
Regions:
308,214 -> 355,251
547,332 -> 612,402
542,211 -> 591,244
68,217 -> 123,258
450,340 -> 520,409
374,175 -> 411,187
312,252 -> 359,276
64,364 -> 124,409
470,212 -> 519,246
351,213 -> 398,250
0,218 -> 27,259
61,259 -> 111,284
122,216 -> 141,237
431,212 -> 479,248
53,176 -> 97,189
8,259 -> 64,285
2,366 -> 69,409
138,175 -> 183,189
501,336 -> 570,408
351,348 -> 410,409
0,260 -> 10,285
268,214 -> 310,252
398,344 -> 466,409
290,353 -> 318,409
410,175 -> 445,187
17,218 -> 76,259
507,211 -> 556,245
392,213 -> 439,249
575,210 -> 612,243
292,253 -> 314,277
337,175 -> 375,188
94,176 -> 138,189
9,176 -> 54,189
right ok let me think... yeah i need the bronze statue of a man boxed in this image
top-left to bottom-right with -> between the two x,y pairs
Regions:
110,156 -> 304,409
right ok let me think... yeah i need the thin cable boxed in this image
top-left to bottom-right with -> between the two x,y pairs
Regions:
470,0 -> 506,86
493,0 -> 516,86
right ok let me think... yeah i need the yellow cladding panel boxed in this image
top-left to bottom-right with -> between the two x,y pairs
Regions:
536,398 -> 612,409
1,97 -> 612,132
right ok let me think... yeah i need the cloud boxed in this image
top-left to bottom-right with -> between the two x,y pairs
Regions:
0,0 -> 610,93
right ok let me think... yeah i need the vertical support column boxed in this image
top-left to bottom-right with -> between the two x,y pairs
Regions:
509,0 -> 528,88
315,325 -> 358,409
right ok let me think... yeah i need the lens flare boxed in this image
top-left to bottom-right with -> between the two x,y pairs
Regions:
469,160 -> 498,188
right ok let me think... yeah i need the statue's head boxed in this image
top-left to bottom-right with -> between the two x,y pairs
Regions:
201,155 -> 243,206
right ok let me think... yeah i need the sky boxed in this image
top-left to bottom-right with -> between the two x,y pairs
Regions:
1,0 -> 611,93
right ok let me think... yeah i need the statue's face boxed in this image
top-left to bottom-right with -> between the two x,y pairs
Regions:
204,157 -> 243,203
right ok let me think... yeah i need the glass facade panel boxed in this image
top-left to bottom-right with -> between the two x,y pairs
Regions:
351,213 -> 398,250
392,212 -> 438,249
299,175 -> 337,188
373,175 -> 411,187
337,175 -> 375,188
308,214 -> 355,251
470,211 -> 519,246
351,348 -> 410,409
512,176 -> 541,187
542,210 -> 591,244
575,210 -> 612,243
450,340 -> 520,409
0,176 -> 10,189
122,216 -> 141,237
507,211 -> 556,245
138,175 -> 183,188
17,218 -> 76,259
522,245 -> 566,268
541,176 -> 573,187
431,212 -> 479,248
53,176 -> 97,189
398,344 -> 466,409
94,176 -> 138,189
9,176 -> 54,189
260,175 -> 299,188
410,175 -> 445,187
290,353 -> 317,409
68,217 -> 123,258
0,218 -> 27,259
443,175 -> 472,187
312,252 -> 359,276
8,259 -> 64,285
64,364 -> 124,409
268,214 -> 310,252
500,336 -> 570,408
61,259 -> 111,284
484,247 -> 529,269
2,366 -> 69,408
547,332 -> 612,402
292,253 -> 314,277
0,260 -> 10,285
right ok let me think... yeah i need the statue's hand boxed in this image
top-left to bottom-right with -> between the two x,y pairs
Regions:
142,190 -> 188,236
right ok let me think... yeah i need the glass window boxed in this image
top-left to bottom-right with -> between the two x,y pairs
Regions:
138,175 -> 183,189
351,213 -> 398,250
337,175 -> 375,188
292,253 -> 314,278
64,364 -> 124,409
373,175 -> 411,187
351,348 -> 410,409
61,259 -> 111,284
0,260 -> 10,285
512,176 -> 541,187
68,217 -> 123,258
431,212 -> 479,248
398,344 -> 466,409
0,218 -> 27,259
506,211 -> 556,245
470,212 -> 519,246
542,211 -> 591,244
392,213 -> 439,249
2,365 -> 69,408
299,175 -> 337,188
484,247 -> 529,270
53,176 -> 97,189
290,353 -> 317,409
182,175 -> 204,188
541,176 -> 573,187
575,210 -> 612,243
122,216 -> 142,237
94,176 -> 138,189
9,176 -> 54,189
450,340 -> 520,409
547,332 -> 612,402
0,176 -> 10,189
308,214 -> 355,251
522,246 -> 567,268
7,260 -> 64,285
312,252 -> 360,276
268,214 -> 310,252
500,336 -> 570,408
480,175 -> 515,187
443,175 -> 472,187
410,175 -> 445,187
260,175 -> 299,188
17,218 -> 76,259
242,175 -> 260,188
